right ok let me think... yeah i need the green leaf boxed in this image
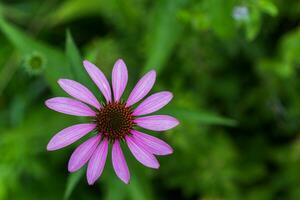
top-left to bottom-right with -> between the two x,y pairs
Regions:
167,107 -> 237,126
258,0 -> 278,16
204,0 -> 236,39
104,177 -> 128,200
64,167 -> 85,200
143,0 -> 186,73
48,0 -> 101,26
127,174 -> 153,200
245,8 -> 261,41
66,30 -> 90,85
0,16 -> 73,95
0,3 -> 31,24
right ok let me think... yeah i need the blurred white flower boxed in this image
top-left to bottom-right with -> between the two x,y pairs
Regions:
232,6 -> 249,21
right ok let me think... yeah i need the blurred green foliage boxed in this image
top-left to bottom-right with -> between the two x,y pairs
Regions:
0,0 -> 300,199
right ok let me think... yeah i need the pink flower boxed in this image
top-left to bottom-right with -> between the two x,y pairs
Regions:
45,59 -> 179,185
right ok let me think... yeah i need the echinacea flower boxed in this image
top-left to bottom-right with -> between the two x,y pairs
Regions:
45,59 -> 179,185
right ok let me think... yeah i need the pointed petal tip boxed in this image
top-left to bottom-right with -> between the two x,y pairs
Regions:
83,60 -> 95,70
168,118 -> 180,130
68,163 -> 83,173
68,165 -> 76,173
165,147 -> 174,155
45,99 -> 52,108
114,59 -> 127,70
46,145 -> 52,151
116,58 -> 125,63
57,78 -> 65,83
83,59 -> 91,65
149,161 -> 160,169
83,60 -> 92,70
46,143 -> 54,151
149,70 -> 156,76
165,92 -> 174,103
160,91 -> 173,101
174,118 -> 180,127
87,178 -> 96,185
167,91 -> 173,98
169,146 -> 174,154
57,79 -> 67,88
121,177 -> 130,184
68,162 -> 79,172
147,70 -> 156,81
57,78 -> 72,86
167,116 -> 180,128
118,174 -> 130,184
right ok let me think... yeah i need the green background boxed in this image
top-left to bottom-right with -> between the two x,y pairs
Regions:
0,0 -> 300,199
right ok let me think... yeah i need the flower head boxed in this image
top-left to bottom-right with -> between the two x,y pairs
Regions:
45,59 -> 179,184
24,51 -> 46,75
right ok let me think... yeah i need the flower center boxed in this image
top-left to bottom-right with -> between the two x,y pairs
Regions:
95,102 -> 134,140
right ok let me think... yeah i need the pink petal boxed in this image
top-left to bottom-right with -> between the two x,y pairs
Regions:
83,60 -> 112,103
58,79 -> 101,109
47,123 -> 96,151
133,91 -> 173,116
68,135 -> 100,172
135,115 -> 179,131
131,130 -> 173,155
126,70 -> 156,107
45,97 -> 96,116
126,136 -> 159,169
112,59 -> 128,102
86,138 -> 108,185
112,140 -> 130,184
